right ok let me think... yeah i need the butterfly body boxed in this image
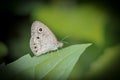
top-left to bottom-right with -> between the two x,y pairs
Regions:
30,21 -> 63,56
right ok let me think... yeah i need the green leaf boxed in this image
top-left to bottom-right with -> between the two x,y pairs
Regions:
0,44 -> 91,80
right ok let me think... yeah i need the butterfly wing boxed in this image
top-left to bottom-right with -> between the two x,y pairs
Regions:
30,21 -> 63,56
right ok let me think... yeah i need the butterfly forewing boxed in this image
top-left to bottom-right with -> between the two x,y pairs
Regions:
30,21 -> 63,56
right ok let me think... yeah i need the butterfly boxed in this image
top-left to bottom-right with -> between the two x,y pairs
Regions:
30,21 -> 63,56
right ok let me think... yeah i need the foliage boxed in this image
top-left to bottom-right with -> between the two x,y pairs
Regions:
0,44 -> 91,80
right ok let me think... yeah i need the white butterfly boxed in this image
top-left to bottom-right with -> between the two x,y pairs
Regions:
30,21 -> 63,56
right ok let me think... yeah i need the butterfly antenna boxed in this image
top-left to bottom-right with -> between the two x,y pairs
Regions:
60,35 -> 70,44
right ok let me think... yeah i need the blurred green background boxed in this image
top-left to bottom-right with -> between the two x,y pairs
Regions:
0,0 -> 120,80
